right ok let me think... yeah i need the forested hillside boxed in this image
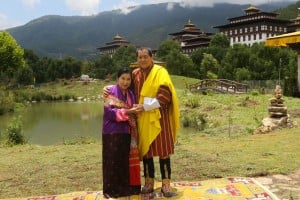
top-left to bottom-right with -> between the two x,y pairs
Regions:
7,1 -> 299,59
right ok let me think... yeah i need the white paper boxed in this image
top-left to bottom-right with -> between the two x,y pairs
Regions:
143,97 -> 161,111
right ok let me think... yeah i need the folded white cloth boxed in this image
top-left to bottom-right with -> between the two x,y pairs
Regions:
143,97 -> 161,111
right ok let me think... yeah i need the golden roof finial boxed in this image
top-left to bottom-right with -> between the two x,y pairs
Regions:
114,33 -> 122,40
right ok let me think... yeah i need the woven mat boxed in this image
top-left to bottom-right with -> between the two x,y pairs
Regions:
23,177 -> 279,200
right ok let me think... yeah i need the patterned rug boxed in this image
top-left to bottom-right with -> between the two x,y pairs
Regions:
23,177 -> 279,200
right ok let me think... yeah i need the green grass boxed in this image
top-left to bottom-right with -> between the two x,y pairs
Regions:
0,76 -> 300,199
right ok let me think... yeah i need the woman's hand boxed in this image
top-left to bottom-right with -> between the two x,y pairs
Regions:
127,104 -> 144,114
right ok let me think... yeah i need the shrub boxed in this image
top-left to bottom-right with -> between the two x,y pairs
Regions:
0,89 -> 15,115
3,116 -> 27,146
251,90 -> 259,96
183,95 -> 201,108
181,111 -> 208,131
13,90 -> 31,102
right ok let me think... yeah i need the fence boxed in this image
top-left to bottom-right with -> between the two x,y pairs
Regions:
241,80 -> 284,94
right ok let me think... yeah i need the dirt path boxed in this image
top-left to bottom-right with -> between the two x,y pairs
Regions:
255,170 -> 300,200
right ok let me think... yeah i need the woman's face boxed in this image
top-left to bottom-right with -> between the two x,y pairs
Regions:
117,73 -> 131,91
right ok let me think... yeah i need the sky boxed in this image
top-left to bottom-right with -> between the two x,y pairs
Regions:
0,0 -> 298,30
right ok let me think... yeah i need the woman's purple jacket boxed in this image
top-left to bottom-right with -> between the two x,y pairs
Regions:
102,84 -> 136,135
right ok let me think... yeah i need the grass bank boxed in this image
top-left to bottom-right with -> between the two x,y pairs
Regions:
0,130 -> 299,199
0,77 -> 300,199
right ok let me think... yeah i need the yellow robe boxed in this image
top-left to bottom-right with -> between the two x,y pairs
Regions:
137,64 -> 180,158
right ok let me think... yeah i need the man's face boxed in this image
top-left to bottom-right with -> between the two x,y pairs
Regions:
137,49 -> 153,69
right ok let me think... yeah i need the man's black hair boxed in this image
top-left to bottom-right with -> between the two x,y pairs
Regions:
136,47 -> 153,57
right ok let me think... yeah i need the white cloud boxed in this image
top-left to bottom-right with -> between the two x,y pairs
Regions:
147,0 -> 298,8
22,0 -> 41,9
0,14 -> 23,30
113,0 -> 139,14
64,0 -> 101,15
166,3 -> 176,11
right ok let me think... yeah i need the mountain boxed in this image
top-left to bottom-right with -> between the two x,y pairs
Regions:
7,1 -> 299,60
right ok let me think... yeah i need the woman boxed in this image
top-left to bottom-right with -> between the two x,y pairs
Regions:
102,67 -> 141,199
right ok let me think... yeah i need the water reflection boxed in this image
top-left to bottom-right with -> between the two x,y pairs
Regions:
0,102 -> 103,145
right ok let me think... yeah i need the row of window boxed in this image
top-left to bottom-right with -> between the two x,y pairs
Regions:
100,49 -> 116,55
231,15 -> 275,24
182,48 -> 198,54
230,33 -> 275,42
225,25 -> 286,35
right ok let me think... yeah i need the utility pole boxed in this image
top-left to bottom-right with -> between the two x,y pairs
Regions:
279,58 -> 282,86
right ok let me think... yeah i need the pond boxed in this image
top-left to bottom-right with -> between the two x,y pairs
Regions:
0,102 -> 103,145
0,102 -> 192,146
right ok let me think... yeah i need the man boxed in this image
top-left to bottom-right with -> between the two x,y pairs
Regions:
132,47 -> 180,197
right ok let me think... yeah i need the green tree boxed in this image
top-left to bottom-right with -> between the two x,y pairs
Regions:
190,48 -> 206,68
59,57 -> 82,79
221,44 -> 250,79
24,49 -> 41,84
16,65 -> 34,85
156,39 -> 181,61
112,45 -> 136,71
156,39 -> 199,77
209,33 -> 230,48
165,51 -> 198,77
0,31 -> 25,84
45,57 -> 60,81
235,67 -> 251,81
200,53 -> 220,79
92,55 -> 114,79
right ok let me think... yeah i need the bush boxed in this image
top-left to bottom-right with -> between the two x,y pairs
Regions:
251,90 -> 260,96
31,91 -> 47,102
3,116 -> 27,146
13,90 -> 31,102
0,88 -> 15,115
182,95 -> 201,108
181,110 -> 208,131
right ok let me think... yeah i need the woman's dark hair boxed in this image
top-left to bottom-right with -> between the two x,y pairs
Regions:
136,47 -> 153,57
117,67 -> 132,78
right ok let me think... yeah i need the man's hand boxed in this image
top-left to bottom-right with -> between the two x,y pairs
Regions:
102,85 -> 113,98
133,104 -> 144,112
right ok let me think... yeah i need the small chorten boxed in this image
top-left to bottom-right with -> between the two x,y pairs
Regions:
254,85 -> 294,134
268,85 -> 287,118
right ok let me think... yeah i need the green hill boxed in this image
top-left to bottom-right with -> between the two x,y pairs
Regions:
7,1 -> 299,59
